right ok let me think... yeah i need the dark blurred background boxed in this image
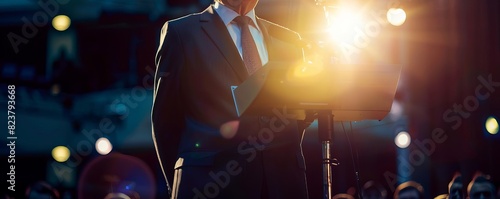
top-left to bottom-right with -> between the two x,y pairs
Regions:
0,0 -> 499,198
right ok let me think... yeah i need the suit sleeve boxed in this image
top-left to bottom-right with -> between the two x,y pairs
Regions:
152,21 -> 185,191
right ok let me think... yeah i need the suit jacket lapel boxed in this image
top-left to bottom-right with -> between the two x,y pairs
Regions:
200,6 -> 248,81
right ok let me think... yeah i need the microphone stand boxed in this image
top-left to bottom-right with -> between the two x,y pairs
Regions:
313,1 -> 341,198
317,110 -> 338,199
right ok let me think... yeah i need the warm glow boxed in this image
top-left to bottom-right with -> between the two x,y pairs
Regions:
387,8 -> 406,26
52,146 -> 70,162
326,7 -> 364,44
395,131 -> 411,148
292,61 -> 324,79
52,15 -> 71,31
485,117 -> 499,135
96,137 -> 112,155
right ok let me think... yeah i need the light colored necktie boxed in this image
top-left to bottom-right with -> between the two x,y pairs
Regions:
234,16 -> 262,75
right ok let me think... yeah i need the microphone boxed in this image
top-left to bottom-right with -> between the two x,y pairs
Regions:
266,23 -> 312,48
265,21 -> 336,64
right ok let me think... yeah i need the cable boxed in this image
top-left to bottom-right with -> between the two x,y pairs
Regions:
341,121 -> 363,199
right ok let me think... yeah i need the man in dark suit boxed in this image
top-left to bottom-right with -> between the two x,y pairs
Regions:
152,0 -> 309,198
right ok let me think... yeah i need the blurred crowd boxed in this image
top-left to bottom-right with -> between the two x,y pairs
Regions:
3,170 -> 498,199
332,171 -> 498,199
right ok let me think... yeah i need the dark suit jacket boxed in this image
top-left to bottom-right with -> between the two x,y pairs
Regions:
152,5 -> 308,197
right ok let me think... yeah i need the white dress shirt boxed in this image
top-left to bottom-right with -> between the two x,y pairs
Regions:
214,2 -> 269,66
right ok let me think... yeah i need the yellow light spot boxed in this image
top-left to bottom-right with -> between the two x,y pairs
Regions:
52,146 -> 70,162
52,15 -> 71,31
486,117 -> 499,135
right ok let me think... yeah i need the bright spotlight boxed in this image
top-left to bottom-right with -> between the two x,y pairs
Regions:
96,137 -> 112,155
485,117 -> 499,135
52,146 -> 70,162
387,8 -> 406,26
52,15 -> 71,31
395,131 -> 411,148
326,6 -> 364,44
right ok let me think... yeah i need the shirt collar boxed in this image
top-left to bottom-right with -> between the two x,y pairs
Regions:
214,2 -> 259,29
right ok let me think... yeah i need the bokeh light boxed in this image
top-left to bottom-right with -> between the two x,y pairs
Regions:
96,137 -> 112,155
52,15 -> 71,31
485,116 -> 499,135
395,131 -> 411,148
387,8 -> 407,26
52,146 -> 70,162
